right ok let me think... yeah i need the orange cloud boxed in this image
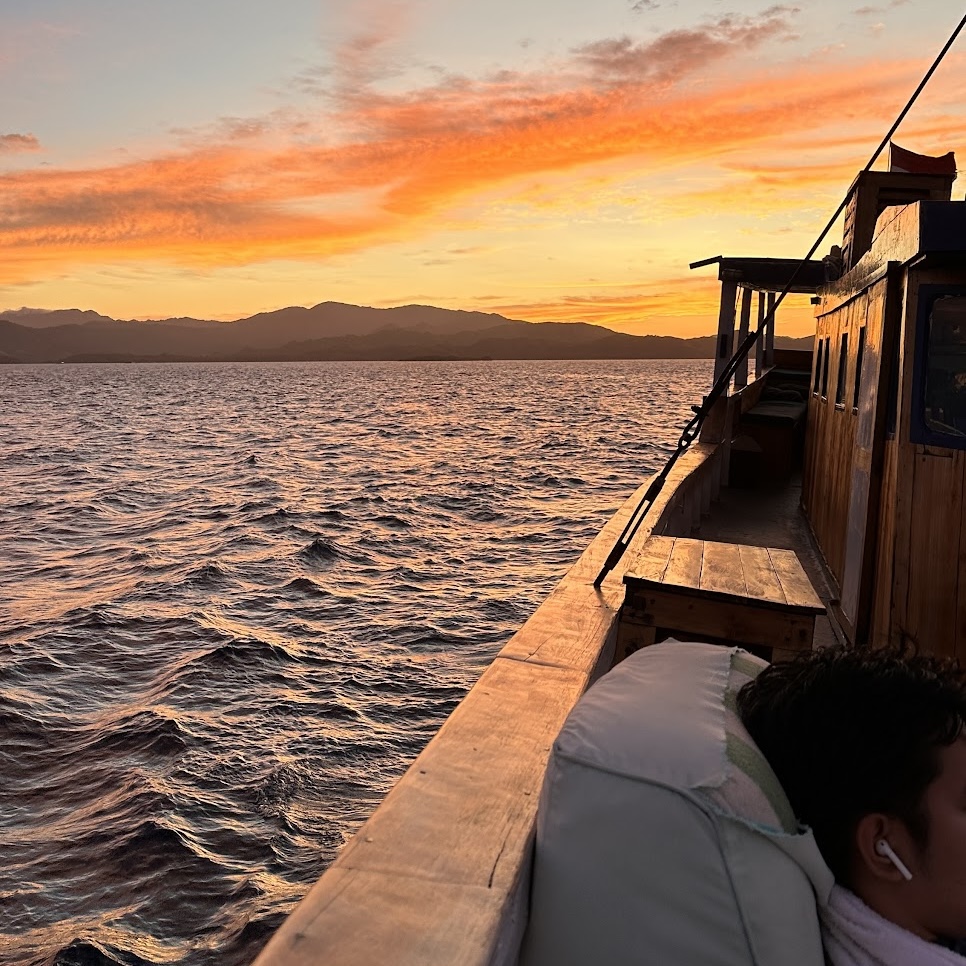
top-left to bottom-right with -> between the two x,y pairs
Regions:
476,280 -> 724,324
0,133 -> 41,154
0,10 -> 955,304
468,281 -> 816,337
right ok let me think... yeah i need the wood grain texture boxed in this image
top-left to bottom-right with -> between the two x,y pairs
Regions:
903,450 -> 964,658
623,594 -> 816,652
870,439 -> 898,647
626,537 -> 821,612
665,537 -> 705,589
699,541 -> 747,598
739,544 -> 787,604
804,278 -> 887,595
254,868 -> 523,966
768,548 -> 824,611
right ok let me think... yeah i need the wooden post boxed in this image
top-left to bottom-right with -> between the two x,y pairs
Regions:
714,278 -> 739,383
735,286 -> 752,389
766,292 -> 776,369
755,292 -> 765,378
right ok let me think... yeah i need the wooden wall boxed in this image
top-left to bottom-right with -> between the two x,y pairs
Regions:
869,437 -> 898,649
870,267 -> 966,660
810,260 -> 966,659
803,280 -> 887,589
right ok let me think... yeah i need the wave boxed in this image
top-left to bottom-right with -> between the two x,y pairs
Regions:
52,938 -> 153,966
183,562 -> 231,587
255,507 -> 294,522
282,576 -> 324,596
298,536 -> 341,563
85,710 -> 189,759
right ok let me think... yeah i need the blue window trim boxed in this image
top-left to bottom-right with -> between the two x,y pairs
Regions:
911,284 -> 966,449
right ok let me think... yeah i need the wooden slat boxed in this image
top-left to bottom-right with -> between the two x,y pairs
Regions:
905,449 -> 964,659
663,538 -> 704,589
628,594 -> 816,651
698,541 -> 748,599
870,439 -> 898,647
768,548 -> 824,611
627,536 -> 676,584
738,544 -> 786,605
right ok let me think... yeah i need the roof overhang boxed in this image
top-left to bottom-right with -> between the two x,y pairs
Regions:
689,256 -> 826,294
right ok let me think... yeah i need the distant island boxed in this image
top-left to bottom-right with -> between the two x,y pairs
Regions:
0,303 -> 813,364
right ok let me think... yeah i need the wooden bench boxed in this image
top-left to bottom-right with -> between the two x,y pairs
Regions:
618,536 -> 825,663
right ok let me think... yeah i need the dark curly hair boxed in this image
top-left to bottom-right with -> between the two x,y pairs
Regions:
737,646 -> 966,884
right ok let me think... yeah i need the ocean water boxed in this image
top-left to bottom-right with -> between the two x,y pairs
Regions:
0,359 -> 711,966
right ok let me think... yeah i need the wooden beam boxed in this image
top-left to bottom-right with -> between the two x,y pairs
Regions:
756,292 -> 765,378
766,292 -> 777,369
714,278 -> 739,383
735,287 -> 752,389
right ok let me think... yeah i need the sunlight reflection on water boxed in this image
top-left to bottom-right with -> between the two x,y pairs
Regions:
0,359 -> 710,965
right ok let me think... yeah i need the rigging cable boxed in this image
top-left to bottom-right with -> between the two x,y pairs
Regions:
594,8 -> 966,587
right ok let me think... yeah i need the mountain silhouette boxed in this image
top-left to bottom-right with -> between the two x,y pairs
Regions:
0,302 -> 812,364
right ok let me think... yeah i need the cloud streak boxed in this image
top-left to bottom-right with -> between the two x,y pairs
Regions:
0,133 -> 41,154
0,8 -> 957,312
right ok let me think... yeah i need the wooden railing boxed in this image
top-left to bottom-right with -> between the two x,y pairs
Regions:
253,441 -> 724,966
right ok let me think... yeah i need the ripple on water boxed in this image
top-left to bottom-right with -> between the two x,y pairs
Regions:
0,358 -> 711,965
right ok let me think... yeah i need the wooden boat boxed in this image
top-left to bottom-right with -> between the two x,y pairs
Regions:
252,161 -> 965,965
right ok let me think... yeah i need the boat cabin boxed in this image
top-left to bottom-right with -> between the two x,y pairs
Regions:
805,170 -> 966,656
621,164 -> 966,664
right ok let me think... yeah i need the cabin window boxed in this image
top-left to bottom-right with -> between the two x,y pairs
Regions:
813,339 -> 824,394
835,333 -> 849,407
853,326 -> 866,411
821,336 -> 831,398
920,295 -> 966,439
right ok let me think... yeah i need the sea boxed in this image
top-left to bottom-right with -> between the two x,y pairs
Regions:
0,359 -> 712,966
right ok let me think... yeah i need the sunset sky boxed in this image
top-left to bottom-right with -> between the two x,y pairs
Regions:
2,1 -> 965,336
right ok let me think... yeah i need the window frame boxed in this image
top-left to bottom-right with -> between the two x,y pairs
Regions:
852,325 -> 866,413
911,285 -> 966,449
835,332 -> 849,409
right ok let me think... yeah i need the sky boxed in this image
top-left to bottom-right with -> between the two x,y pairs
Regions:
1,0 -> 965,336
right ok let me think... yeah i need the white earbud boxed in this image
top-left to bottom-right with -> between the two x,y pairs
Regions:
875,839 -> 913,881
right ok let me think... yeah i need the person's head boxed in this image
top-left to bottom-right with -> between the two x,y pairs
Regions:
737,646 -> 966,941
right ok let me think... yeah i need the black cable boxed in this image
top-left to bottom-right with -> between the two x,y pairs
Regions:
593,9 -> 966,588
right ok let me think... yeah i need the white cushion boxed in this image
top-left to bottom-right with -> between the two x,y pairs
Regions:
520,641 -> 833,966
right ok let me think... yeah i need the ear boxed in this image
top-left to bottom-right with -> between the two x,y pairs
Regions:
854,813 -> 913,883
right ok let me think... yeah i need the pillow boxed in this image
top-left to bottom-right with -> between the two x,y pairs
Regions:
520,641 -> 833,966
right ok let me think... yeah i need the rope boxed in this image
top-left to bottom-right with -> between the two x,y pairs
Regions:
593,9 -> 966,588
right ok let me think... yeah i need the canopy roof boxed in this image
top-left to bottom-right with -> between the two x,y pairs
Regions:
689,256 -> 826,294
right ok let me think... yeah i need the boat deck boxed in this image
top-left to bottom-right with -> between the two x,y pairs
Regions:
686,475 -> 843,650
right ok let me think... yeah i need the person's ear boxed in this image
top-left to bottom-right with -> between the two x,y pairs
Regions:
855,814 -> 915,882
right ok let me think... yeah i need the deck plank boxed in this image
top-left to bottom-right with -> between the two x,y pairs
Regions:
698,541 -> 748,599
768,548 -> 824,611
663,538 -> 704,589
738,544 -> 787,605
630,536 -> 676,583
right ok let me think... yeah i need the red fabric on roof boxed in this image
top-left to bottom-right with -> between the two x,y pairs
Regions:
888,142 -> 957,177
